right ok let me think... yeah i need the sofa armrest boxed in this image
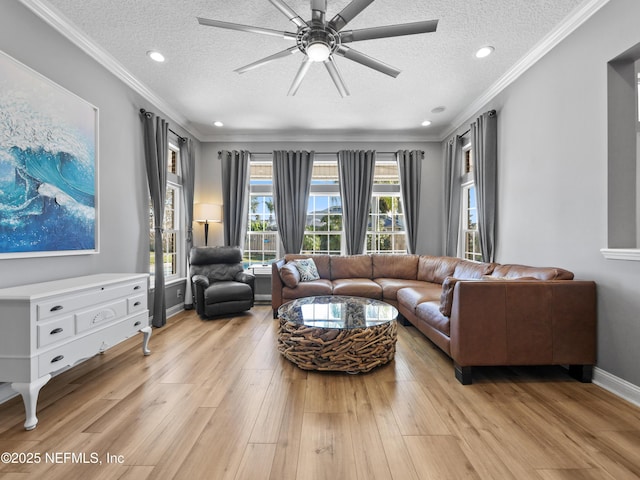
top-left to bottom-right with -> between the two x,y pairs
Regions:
271,258 -> 286,316
449,280 -> 596,367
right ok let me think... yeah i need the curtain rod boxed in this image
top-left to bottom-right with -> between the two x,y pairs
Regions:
217,151 -> 423,156
139,108 -> 187,142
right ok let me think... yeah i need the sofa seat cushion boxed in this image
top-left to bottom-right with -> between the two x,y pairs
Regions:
374,278 -> 431,302
283,279 -> 333,299
397,284 -> 442,312
332,278 -> 382,299
372,254 -> 419,280
205,281 -> 253,304
415,301 -> 450,336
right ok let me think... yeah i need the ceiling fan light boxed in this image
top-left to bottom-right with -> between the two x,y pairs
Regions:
307,42 -> 331,62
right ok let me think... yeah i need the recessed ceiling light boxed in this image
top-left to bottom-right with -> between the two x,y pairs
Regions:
475,46 -> 495,59
421,120 -> 432,127
213,121 -> 224,127
147,50 -> 165,62
431,106 -> 446,114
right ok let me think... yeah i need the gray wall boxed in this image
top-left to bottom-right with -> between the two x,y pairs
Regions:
0,2 -> 190,312
451,0 -> 640,388
197,141 -> 443,255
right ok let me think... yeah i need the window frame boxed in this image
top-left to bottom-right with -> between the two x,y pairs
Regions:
150,140 -> 185,284
459,142 -> 481,261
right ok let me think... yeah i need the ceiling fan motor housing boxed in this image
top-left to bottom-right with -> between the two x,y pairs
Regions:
298,26 -> 339,61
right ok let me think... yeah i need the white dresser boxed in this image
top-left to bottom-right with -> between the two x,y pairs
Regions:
0,273 -> 151,430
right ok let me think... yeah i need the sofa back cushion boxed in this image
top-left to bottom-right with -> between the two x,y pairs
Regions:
284,254 -> 331,279
331,255 -> 373,279
417,256 -> 460,284
453,260 -> 495,279
372,254 -> 419,280
491,264 -> 574,280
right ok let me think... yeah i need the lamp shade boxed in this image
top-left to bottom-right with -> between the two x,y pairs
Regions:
194,203 -> 222,223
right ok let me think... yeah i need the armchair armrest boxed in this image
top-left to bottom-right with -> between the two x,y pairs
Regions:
191,274 -> 210,316
235,271 -> 255,293
192,274 -> 210,289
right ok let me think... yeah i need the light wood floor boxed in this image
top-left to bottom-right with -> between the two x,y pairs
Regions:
1,306 -> 639,480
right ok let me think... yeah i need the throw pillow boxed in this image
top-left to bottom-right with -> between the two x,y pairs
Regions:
294,258 -> 320,282
279,262 -> 301,288
439,276 -> 460,317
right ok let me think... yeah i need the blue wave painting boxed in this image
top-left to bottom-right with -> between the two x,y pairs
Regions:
0,50 -> 97,256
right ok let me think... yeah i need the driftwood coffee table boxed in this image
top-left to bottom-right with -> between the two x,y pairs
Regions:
277,295 -> 398,373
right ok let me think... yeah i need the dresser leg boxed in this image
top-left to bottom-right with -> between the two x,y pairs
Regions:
12,375 -> 51,431
140,326 -> 152,356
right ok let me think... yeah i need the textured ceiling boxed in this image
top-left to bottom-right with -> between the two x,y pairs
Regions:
37,0 -> 589,141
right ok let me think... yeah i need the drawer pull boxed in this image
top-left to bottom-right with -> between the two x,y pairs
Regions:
51,355 -> 64,363
133,301 -> 141,307
134,321 -> 142,327
50,328 -> 64,335
50,305 -> 64,312
134,285 -> 141,290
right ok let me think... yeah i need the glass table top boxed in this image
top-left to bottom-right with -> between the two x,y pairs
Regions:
278,295 -> 398,329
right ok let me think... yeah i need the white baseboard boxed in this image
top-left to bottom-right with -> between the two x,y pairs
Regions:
0,383 -> 18,404
593,367 -> 640,408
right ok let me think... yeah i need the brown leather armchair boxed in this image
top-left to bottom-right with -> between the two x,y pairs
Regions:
190,246 -> 254,319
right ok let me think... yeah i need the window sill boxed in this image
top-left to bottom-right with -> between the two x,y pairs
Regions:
600,248 -> 640,261
149,276 -> 187,291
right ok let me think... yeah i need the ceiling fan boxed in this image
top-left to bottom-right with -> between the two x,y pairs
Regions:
197,0 -> 438,97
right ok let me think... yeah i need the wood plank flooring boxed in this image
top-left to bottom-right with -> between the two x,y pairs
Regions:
1,306 -> 639,479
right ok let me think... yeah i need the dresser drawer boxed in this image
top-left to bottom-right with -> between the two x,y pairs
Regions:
38,314 -> 147,377
75,300 -> 127,333
127,294 -> 147,315
37,316 -> 75,348
36,280 -> 147,322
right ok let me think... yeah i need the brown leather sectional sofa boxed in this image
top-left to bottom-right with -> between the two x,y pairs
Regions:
272,254 -> 597,384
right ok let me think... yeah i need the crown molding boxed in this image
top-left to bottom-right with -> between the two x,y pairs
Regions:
440,0 -> 611,141
18,0 -> 203,141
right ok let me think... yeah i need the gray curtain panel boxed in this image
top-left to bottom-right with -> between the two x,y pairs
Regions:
272,150 -> 314,253
471,110 -> 498,263
179,137 -> 195,309
444,135 -> 463,257
220,150 -> 251,248
397,150 -> 424,254
140,109 -> 168,328
338,150 -> 376,254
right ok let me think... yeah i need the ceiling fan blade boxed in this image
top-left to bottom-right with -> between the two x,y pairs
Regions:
340,20 -> 438,43
324,57 -> 350,97
329,0 -> 375,31
334,45 -> 400,77
311,0 -> 327,25
197,17 -> 297,40
235,47 -> 300,74
288,57 -> 314,96
269,0 -> 307,28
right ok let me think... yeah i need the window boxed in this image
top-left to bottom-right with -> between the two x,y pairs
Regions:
459,143 -> 481,261
302,161 -> 343,255
366,161 -> 407,254
245,161 -> 278,267
244,155 -> 408,260
150,142 -> 183,281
